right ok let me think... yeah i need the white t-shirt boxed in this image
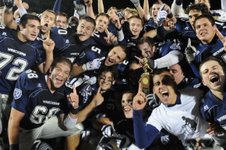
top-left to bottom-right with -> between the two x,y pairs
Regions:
147,88 -> 208,142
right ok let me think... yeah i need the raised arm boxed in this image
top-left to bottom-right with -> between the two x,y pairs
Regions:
84,0 -> 95,19
132,83 -> 159,148
98,0 -> 104,13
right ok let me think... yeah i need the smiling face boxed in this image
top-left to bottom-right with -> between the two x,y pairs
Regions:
56,15 -> 68,29
200,60 -> 225,92
194,17 -> 215,44
98,71 -> 115,92
104,45 -> 126,66
153,72 -> 177,106
138,42 -> 156,59
121,92 -> 134,118
49,62 -> 71,90
129,17 -> 143,39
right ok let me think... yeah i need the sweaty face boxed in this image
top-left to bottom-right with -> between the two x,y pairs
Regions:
95,15 -> 109,33
153,72 -> 177,105
98,71 -> 114,92
200,60 -> 225,92
49,62 -> 71,89
195,18 -> 215,44
56,15 -> 68,29
129,17 -> 143,38
138,42 -> 156,59
104,46 -> 126,66
169,64 -> 185,85
20,19 -> 40,41
121,92 -> 133,118
76,19 -> 95,41
40,11 -> 56,33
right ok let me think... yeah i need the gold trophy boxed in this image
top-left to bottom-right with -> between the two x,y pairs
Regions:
135,57 -> 153,95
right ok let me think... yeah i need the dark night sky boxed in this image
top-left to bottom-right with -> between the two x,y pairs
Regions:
22,0 -> 221,17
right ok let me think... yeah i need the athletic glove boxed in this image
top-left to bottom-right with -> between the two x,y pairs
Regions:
156,10 -> 168,26
185,38 -> 196,63
82,57 -> 105,71
73,0 -> 86,16
130,0 -> 140,7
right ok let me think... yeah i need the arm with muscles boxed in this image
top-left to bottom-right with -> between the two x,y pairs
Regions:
64,87 -> 104,129
72,57 -> 105,76
133,84 -> 159,148
143,0 -> 150,20
215,26 -> 226,51
84,0 -> 95,19
153,50 -> 183,69
111,17 -> 124,43
14,0 -> 28,19
105,29 -> 119,45
39,36 -> 55,73
130,0 -> 146,20
97,0 -> 104,13
136,50 -> 183,69
8,108 -> 25,150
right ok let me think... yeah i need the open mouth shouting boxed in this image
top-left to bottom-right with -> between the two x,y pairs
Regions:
209,73 -> 219,83
161,91 -> 169,98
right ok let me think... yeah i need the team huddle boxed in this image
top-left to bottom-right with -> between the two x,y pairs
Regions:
0,0 -> 226,150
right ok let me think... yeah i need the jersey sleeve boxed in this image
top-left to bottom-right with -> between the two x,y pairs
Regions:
11,72 -> 30,113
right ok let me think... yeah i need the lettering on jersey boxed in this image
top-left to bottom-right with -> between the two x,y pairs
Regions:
213,47 -> 224,56
8,48 -> 26,56
70,52 -> 80,56
43,100 -> 60,106
30,106 -> 60,124
0,52 -> 29,80
217,114 -> 226,122
13,88 -> 22,100
91,46 -> 101,54
203,105 -> 209,111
